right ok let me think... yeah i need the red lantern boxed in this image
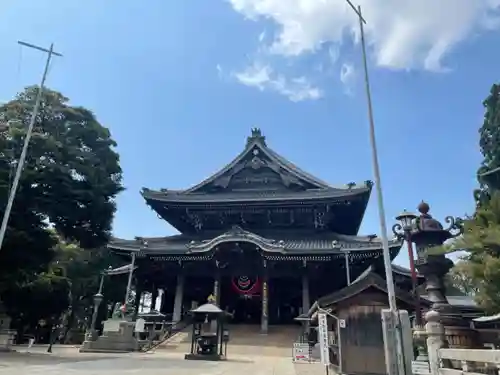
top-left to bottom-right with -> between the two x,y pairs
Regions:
231,276 -> 260,295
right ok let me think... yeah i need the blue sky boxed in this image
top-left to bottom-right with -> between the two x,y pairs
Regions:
0,0 -> 499,267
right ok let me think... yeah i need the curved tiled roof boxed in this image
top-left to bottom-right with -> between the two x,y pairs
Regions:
141,185 -> 371,203
391,263 -> 424,279
315,265 -> 416,308
141,128 -> 373,204
108,226 -> 403,255
184,129 -> 331,193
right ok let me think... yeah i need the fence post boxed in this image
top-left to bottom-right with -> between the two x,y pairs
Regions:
425,310 -> 446,375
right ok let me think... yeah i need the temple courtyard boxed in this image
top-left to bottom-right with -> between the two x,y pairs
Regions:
0,346 -> 326,375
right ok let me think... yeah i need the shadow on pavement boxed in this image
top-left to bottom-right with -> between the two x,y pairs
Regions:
0,351 -> 115,366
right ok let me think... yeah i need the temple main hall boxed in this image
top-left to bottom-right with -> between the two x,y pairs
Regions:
108,129 -> 415,333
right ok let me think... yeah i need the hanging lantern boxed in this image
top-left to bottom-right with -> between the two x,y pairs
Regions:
231,276 -> 260,295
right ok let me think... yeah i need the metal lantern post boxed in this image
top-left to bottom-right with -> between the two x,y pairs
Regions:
392,210 -> 422,326
88,272 -> 105,340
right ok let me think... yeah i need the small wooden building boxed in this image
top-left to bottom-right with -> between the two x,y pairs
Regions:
308,263 -> 485,375
309,265 -> 417,375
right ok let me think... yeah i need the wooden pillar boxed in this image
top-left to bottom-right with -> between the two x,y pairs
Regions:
261,275 -> 269,334
302,273 -> 310,314
173,274 -> 184,323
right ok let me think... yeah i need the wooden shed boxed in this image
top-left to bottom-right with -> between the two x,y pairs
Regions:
311,266 -> 417,375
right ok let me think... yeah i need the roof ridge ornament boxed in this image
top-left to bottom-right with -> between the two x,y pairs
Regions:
246,127 -> 267,147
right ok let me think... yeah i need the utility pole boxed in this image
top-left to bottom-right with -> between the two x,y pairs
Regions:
344,0 -> 397,314
0,41 -> 62,253
342,2 -> 407,375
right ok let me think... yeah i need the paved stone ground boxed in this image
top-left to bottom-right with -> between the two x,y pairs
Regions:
0,346 -> 328,375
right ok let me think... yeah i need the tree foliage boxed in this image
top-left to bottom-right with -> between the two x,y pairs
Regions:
50,239 -> 127,342
434,192 -> 500,313
0,86 -> 124,334
477,83 -> 500,201
0,86 -> 123,249
2,270 -> 71,331
433,83 -> 500,313
445,261 -> 479,297
478,84 -> 500,174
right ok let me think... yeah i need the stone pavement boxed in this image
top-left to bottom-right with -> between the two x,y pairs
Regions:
0,346 -> 328,375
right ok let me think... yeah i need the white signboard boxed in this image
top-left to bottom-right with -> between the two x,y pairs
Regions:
317,312 -> 330,366
134,318 -> 145,333
339,319 -> 346,328
411,360 -> 431,375
292,342 -> 310,363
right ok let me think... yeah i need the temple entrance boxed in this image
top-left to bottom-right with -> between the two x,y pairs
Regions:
232,295 -> 261,324
220,275 -> 262,325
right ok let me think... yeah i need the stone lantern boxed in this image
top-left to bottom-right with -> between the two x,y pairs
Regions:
409,202 -> 477,348
410,202 -> 463,316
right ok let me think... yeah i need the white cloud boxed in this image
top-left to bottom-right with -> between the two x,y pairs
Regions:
328,45 -> 340,65
258,31 -> 266,42
233,63 -> 323,102
228,0 -> 500,71
340,63 -> 355,94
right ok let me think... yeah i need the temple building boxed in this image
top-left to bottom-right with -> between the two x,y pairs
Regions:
109,129 -> 414,333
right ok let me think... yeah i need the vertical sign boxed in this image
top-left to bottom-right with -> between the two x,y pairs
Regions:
262,281 -> 268,318
317,312 -> 330,366
213,278 -> 219,304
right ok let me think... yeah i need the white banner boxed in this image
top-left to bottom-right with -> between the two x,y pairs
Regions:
318,312 -> 330,366
292,342 -> 310,363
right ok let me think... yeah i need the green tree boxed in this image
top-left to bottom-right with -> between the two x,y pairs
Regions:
0,86 -> 123,249
477,83 -> 500,200
446,260 -> 479,297
432,83 -> 500,313
434,191 -> 500,313
52,239 -> 127,342
0,86 -> 124,330
1,270 -> 71,336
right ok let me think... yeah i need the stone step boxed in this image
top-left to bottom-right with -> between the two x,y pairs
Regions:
155,324 -> 300,355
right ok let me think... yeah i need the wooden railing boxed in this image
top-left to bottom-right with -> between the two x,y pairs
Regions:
438,348 -> 500,375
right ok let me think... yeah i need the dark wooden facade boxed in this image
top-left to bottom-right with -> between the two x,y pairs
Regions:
109,129 -> 411,330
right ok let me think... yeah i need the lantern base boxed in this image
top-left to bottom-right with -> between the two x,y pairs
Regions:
184,353 -> 226,361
